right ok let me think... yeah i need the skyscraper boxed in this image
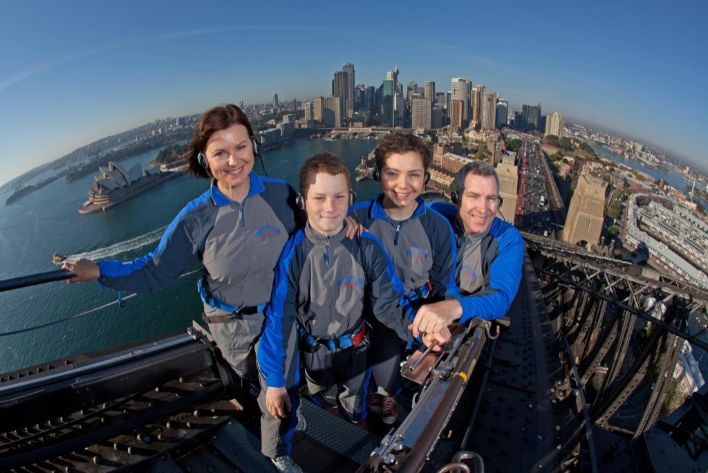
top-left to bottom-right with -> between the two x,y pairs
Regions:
545,112 -> 565,137
273,93 -> 279,108
424,81 -> 436,103
562,166 -> 607,248
496,99 -> 509,128
449,99 -> 464,130
380,79 -> 395,127
480,91 -> 497,131
471,85 -> 485,129
451,78 -> 472,124
522,103 -> 542,131
411,96 -> 432,130
332,63 -> 355,119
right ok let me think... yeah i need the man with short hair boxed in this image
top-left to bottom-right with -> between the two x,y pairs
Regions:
410,161 -> 524,338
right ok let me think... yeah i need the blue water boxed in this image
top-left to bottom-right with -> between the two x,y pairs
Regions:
591,143 -> 707,207
0,139 -> 379,373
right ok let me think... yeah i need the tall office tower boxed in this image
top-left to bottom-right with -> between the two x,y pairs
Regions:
386,66 -> 400,126
424,81 -> 436,103
332,64 -> 355,119
332,70 -> 347,120
273,94 -> 279,108
323,96 -> 341,128
480,91 -> 498,131
313,97 -> 324,122
545,112 -> 565,137
471,84 -> 485,129
355,84 -> 366,111
449,99 -> 464,129
365,86 -> 377,115
496,99 -> 509,128
380,79 -> 395,127
411,96 -> 432,130
406,81 -> 419,105
342,63 -> 355,117
522,103 -> 542,131
495,154 -> 518,224
432,106 -> 444,129
562,166 -> 608,248
451,78 -> 472,124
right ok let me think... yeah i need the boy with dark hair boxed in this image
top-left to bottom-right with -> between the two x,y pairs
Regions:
258,153 -> 445,468
352,132 -> 459,424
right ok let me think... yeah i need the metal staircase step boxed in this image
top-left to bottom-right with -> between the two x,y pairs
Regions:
298,398 -> 381,464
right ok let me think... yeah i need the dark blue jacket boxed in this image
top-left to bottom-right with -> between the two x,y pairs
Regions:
97,172 -> 300,317
258,224 -> 413,388
427,202 -> 524,323
352,196 -> 459,304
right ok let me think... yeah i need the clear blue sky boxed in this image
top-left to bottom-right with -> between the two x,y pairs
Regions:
1,0 -> 706,186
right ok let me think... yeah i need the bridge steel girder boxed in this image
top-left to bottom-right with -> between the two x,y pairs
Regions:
525,233 -> 707,437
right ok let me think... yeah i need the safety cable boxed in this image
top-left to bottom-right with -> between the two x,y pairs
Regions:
0,269 -> 200,337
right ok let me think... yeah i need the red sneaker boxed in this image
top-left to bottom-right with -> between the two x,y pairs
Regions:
368,392 -> 383,414
381,396 -> 398,425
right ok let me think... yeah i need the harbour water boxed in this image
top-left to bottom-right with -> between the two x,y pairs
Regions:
0,138 -> 378,373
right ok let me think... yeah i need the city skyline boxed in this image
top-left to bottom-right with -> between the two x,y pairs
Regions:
1,0 -> 706,186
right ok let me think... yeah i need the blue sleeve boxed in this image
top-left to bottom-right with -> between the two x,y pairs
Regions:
362,232 -> 414,342
426,201 -> 457,225
458,225 -> 524,323
97,195 -> 209,293
424,209 -> 460,300
258,231 -> 303,388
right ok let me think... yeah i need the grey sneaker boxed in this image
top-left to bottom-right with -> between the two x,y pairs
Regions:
271,455 -> 303,473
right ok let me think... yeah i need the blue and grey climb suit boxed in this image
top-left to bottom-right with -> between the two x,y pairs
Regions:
352,196 -> 459,394
96,172 -> 299,378
427,202 -> 525,322
257,223 -> 412,456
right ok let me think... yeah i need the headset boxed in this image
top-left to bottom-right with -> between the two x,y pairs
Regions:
197,136 -> 266,175
295,190 -> 357,210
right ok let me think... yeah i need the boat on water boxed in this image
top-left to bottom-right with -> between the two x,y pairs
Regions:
78,161 -> 186,214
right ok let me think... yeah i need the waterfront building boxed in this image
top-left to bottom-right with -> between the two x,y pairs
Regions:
625,196 -> 708,287
303,101 -> 314,122
314,96 -> 341,127
545,112 -> 564,137
411,96 -> 432,130
562,166 -> 607,248
495,154 -> 518,224
424,81 -> 436,103
449,99 -> 464,130
451,77 -> 472,124
480,91 -> 497,131
496,99 -> 509,128
472,84 -> 485,129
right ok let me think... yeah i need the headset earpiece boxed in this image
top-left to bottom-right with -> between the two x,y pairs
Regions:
197,152 -> 208,168
451,191 -> 460,205
372,167 -> 380,182
295,193 -> 305,210
252,138 -> 260,156
498,196 -> 504,206
424,171 -> 431,186
349,190 -> 357,206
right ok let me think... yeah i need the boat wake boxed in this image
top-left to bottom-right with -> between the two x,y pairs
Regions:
66,226 -> 166,261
